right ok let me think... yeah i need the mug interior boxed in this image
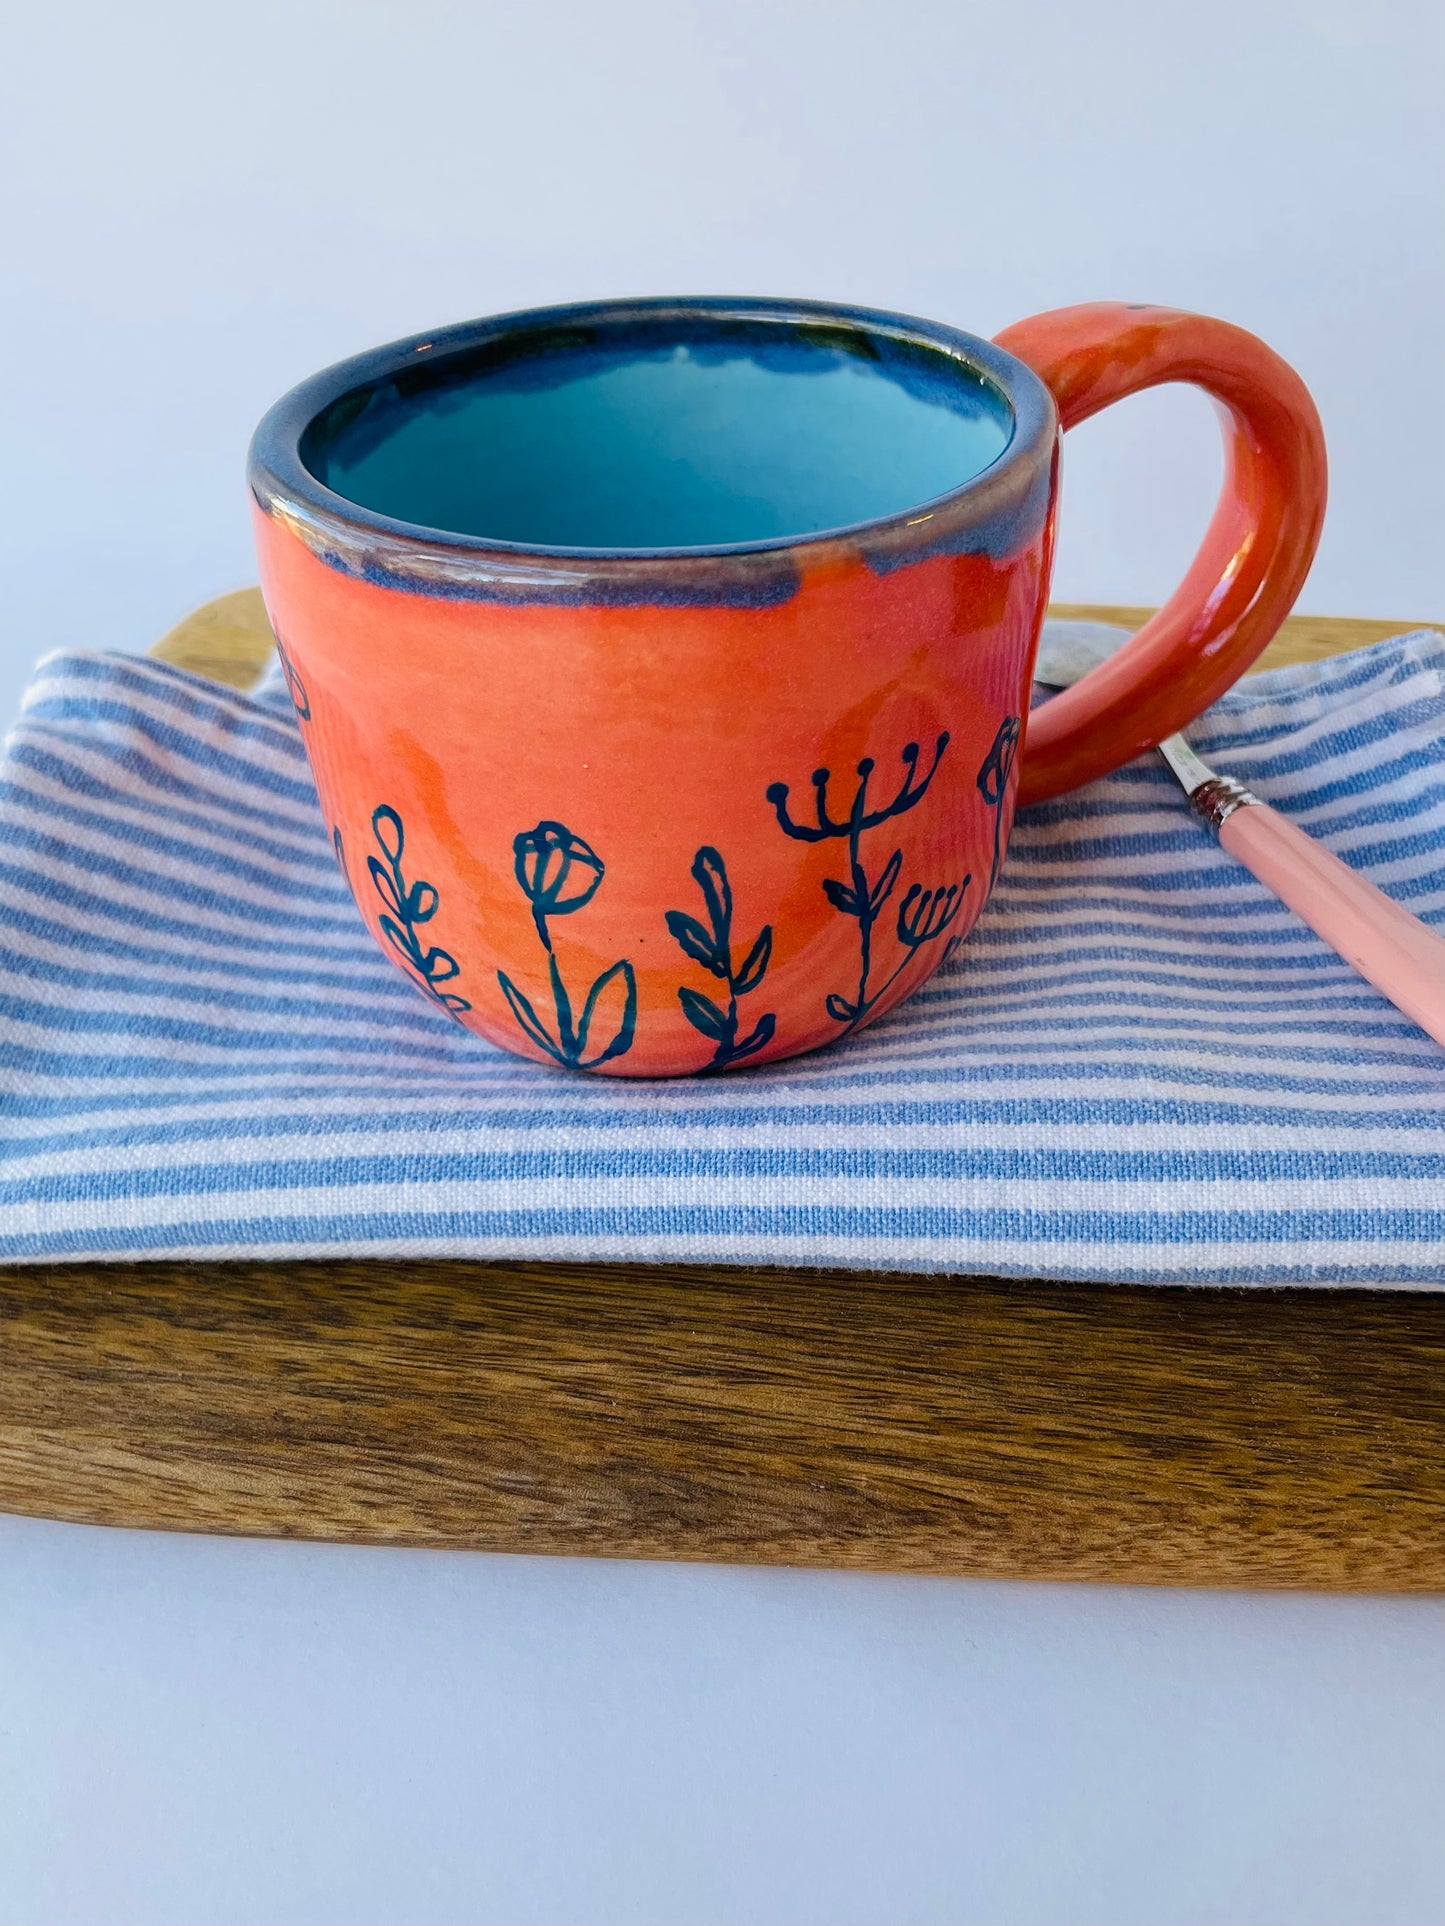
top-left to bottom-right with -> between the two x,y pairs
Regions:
299,313 -> 1015,553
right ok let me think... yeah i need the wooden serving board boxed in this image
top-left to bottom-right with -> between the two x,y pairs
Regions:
2,599 -> 1442,1590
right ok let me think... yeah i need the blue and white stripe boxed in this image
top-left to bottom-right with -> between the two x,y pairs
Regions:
3,626 -> 1444,1284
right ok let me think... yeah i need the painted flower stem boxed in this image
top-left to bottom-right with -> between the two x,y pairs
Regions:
498,821 -> 636,1070
274,630 -> 311,721
977,715 -> 1022,892
666,846 -> 775,1071
768,735 -> 963,1035
366,805 -> 471,1018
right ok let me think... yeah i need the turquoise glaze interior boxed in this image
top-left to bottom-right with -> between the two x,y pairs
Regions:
301,318 -> 1014,551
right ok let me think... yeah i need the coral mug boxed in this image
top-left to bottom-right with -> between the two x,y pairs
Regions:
249,296 -> 1326,1077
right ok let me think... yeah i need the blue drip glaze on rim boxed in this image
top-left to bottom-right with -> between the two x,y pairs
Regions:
248,295 -> 1059,608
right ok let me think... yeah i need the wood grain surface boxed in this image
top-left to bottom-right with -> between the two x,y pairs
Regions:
3,1258 -> 1444,1588
4,595 -> 1442,1587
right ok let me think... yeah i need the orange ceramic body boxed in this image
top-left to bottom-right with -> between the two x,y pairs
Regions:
249,297 -> 1325,1078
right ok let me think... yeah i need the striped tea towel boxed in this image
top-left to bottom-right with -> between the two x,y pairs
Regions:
2,626 -> 1444,1285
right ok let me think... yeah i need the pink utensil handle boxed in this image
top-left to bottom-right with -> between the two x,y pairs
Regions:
1219,801 -> 1445,1047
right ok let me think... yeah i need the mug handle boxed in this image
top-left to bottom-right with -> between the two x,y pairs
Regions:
993,303 -> 1328,806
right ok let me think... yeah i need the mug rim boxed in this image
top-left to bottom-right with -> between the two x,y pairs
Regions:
248,295 -> 1058,607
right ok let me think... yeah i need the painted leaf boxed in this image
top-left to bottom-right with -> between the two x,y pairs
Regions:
734,925 -> 772,996
822,877 -> 860,917
367,856 -> 403,918
869,848 -> 903,915
678,985 -> 729,1041
825,992 -> 857,1024
275,636 -> 311,720
691,845 -> 732,943
406,881 -> 439,923
732,1011 -> 776,1060
665,909 -> 725,976
497,971 -> 564,1064
579,959 -> 638,1069
372,805 -> 405,865
378,912 -> 417,963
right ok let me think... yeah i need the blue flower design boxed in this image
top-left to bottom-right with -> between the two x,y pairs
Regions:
976,715 -> 1021,891
768,735 -> 967,1035
512,822 -> 604,945
366,804 -> 471,1018
274,631 -> 311,722
666,846 -> 775,1072
498,820 -> 636,1071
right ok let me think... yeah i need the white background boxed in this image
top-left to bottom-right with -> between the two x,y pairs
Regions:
2,1 -> 1444,1920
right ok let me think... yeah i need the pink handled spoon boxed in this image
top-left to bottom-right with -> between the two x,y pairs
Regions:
1034,621 -> 1445,1049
